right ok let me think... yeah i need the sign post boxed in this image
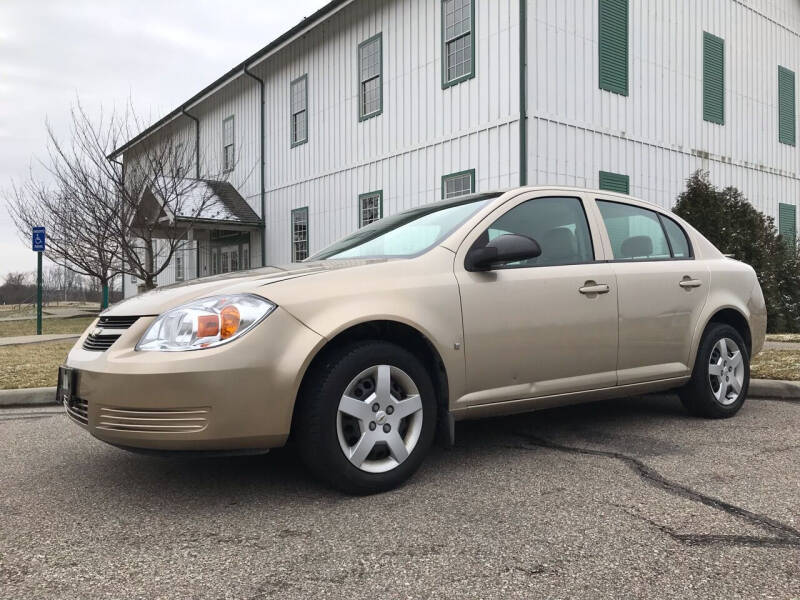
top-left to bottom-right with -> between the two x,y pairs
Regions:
32,227 -> 46,335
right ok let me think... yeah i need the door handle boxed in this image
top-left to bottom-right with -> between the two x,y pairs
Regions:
579,283 -> 610,295
679,278 -> 703,288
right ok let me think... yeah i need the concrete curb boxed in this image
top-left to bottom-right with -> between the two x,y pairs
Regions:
0,380 -> 797,409
0,387 -> 57,408
749,378 -> 800,400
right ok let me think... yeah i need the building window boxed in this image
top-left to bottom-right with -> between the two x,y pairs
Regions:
359,33 -> 383,120
703,32 -> 725,125
292,207 -> 309,262
359,191 -> 383,227
599,171 -> 630,194
175,253 -> 184,281
242,245 -> 250,270
779,203 -> 797,247
223,115 -> 234,171
290,75 -> 308,147
779,66 -> 796,146
442,169 -> 475,199
598,0 -> 629,96
442,0 -> 475,88
211,248 -> 219,275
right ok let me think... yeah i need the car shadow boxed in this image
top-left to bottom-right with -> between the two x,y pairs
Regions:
68,393 -> 691,502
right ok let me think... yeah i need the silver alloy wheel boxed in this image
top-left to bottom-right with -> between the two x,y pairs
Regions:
336,364 -> 424,474
708,337 -> 745,406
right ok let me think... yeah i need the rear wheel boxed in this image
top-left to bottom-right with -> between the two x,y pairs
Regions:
295,341 -> 437,494
679,323 -> 749,418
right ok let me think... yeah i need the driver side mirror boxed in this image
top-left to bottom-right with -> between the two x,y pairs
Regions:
465,233 -> 542,272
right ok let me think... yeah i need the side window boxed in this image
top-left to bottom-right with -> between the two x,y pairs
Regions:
290,75 -> 308,147
660,215 -> 692,258
477,196 -> 594,268
597,201 -> 671,260
222,115 -> 234,171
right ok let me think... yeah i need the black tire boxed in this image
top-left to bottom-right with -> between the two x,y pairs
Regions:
294,340 -> 437,494
679,323 -> 750,419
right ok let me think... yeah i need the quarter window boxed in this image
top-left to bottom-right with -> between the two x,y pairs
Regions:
359,34 -> 383,120
292,207 -> 309,262
597,201 -> 674,260
443,170 -> 475,199
290,75 -> 308,146
442,0 -> 475,87
660,216 -> 692,258
223,116 -> 234,171
477,196 -> 594,268
359,191 -> 383,228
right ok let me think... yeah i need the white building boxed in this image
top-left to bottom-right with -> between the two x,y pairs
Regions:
116,0 -> 800,297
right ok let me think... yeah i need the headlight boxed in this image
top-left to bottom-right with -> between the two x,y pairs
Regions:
136,294 -> 276,352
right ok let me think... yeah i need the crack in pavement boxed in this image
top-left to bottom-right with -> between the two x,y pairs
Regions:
512,431 -> 800,549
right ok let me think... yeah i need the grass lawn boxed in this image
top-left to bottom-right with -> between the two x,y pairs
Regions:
751,350 -> 800,381
766,333 -> 800,343
0,316 -> 95,338
0,340 -> 75,389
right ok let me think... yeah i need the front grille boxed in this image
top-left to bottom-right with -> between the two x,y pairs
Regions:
83,334 -> 121,351
97,316 -> 139,329
96,406 -> 209,434
65,397 -> 88,425
82,315 -> 140,352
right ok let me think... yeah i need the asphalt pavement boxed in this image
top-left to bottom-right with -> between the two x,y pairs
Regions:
1,394 -> 799,599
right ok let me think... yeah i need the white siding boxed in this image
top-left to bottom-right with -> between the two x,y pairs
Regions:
527,0 -> 800,218
121,0 -> 800,291
258,0 -> 520,261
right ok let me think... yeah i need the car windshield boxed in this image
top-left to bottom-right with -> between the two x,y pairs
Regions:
310,194 -> 497,260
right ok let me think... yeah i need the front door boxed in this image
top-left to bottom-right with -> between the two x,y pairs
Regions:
454,193 -> 619,407
595,199 -> 710,384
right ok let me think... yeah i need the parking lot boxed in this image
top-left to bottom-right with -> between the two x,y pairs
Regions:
1,394 -> 799,599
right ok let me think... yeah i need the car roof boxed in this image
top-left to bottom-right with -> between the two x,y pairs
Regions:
483,185 -> 666,212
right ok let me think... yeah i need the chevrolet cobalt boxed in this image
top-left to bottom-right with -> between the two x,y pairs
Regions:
60,187 -> 766,494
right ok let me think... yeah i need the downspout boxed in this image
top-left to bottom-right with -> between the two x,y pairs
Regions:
519,0 -> 528,186
181,108 -> 201,278
110,156 -> 125,304
244,64 -> 267,267
181,108 -> 201,179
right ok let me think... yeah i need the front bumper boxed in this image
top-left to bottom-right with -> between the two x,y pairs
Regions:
62,307 -> 323,451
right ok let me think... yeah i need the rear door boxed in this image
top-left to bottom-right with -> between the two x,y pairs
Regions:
595,198 -> 709,384
454,192 -> 619,406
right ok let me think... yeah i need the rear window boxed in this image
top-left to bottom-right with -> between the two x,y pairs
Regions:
597,201 -> 693,261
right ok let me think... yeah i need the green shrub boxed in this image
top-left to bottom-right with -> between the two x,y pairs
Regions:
673,171 -> 800,333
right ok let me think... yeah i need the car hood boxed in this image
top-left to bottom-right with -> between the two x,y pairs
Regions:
104,259 -> 388,316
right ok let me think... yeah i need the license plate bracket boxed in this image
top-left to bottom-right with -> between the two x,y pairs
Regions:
57,366 -> 76,406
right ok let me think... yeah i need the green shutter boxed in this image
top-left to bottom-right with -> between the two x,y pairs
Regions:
598,0 -> 628,96
779,203 -> 797,247
779,66 -> 796,146
703,32 -> 725,125
599,171 -> 630,194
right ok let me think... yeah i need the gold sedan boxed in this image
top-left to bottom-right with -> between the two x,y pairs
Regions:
60,187 -> 766,494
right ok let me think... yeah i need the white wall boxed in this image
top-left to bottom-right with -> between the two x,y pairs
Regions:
257,0 -> 521,262
526,0 -> 800,220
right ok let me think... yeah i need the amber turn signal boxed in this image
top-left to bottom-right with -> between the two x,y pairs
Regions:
220,305 -> 241,339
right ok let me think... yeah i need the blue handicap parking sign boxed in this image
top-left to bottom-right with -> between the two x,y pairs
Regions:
32,227 -> 46,252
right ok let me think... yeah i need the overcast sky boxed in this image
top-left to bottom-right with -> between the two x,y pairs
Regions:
0,0 -> 328,280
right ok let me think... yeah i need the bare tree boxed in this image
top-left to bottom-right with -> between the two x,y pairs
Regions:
68,99 -> 235,290
7,97 -> 237,304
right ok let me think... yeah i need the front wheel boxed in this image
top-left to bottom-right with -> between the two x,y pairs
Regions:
294,341 -> 437,494
679,323 -> 750,418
